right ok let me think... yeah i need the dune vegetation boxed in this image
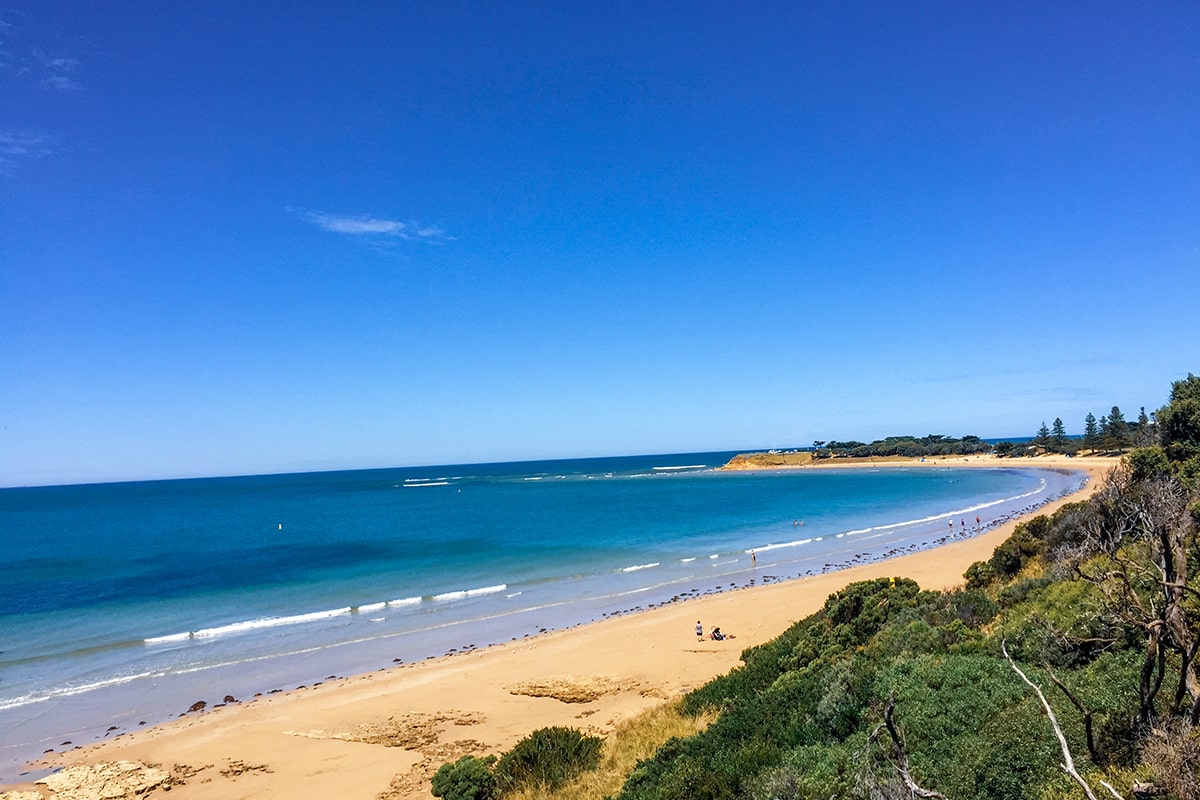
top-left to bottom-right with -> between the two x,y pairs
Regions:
435,373 -> 1200,800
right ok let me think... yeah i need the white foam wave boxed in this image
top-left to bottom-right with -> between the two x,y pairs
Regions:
387,596 -> 422,607
652,464 -> 706,471
0,670 -> 163,712
146,607 -> 353,644
620,562 -> 660,573
751,538 -> 812,554
355,602 -> 386,613
680,557 -> 696,563
404,481 -> 449,487
433,584 -> 507,601
144,632 -> 192,645
830,478 -> 1051,540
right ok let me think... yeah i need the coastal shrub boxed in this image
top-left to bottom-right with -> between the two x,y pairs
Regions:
751,739 -> 861,800
988,520 -> 1043,578
952,699 -> 1063,800
1127,446 -> 1172,482
823,578 -> 921,647
1142,719 -> 1200,800
1071,649 -> 1143,765
494,726 -> 603,792
872,653 -> 1031,773
964,558 -> 997,589
683,615 -> 812,715
996,574 -> 1054,609
1000,577 -> 1119,667
431,754 -> 498,800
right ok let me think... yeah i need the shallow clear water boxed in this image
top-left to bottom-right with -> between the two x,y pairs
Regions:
0,453 -> 1083,781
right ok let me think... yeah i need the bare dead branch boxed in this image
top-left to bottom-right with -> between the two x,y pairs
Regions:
873,700 -> 948,800
1044,663 -> 1099,764
1002,640 -> 1100,800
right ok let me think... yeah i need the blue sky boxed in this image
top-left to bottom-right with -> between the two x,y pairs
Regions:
1,2 -> 1197,486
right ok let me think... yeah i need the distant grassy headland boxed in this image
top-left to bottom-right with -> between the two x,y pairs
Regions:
721,450 -> 816,469
724,411 -> 1167,468
721,434 -> 993,469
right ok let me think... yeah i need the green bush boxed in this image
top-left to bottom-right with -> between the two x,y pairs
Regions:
964,558 -> 998,588
996,575 -> 1054,609
494,726 -> 603,792
430,754 -> 497,800
989,521 -> 1043,577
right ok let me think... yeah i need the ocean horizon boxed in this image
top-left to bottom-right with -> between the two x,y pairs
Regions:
0,452 -> 1085,782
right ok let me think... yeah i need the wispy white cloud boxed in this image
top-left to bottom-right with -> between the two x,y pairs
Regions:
293,208 -> 455,244
38,73 -> 80,91
33,49 -> 81,91
0,16 -> 85,90
0,128 -> 53,176
307,212 -> 408,236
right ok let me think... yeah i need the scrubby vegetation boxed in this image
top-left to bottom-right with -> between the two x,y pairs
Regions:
814,434 -> 991,459
435,373 -> 1200,800
432,727 -> 605,800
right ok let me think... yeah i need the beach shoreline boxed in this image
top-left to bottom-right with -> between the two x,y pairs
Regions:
1,456 -> 1114,800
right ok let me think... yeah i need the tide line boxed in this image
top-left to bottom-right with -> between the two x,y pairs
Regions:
145,607 -> 353,645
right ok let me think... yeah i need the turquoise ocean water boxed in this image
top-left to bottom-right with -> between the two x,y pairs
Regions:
0,453 -> 1084,781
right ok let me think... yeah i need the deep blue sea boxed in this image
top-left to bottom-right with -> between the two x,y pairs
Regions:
0,453 -> 1085,781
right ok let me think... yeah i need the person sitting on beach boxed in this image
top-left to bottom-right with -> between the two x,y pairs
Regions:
710,627 -> 734,641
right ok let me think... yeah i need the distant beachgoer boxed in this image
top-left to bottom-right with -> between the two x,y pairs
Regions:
711,627 -> 725,641
976,515 -> 981,525
696,620 -> 703,639
961,519 -> 966,528
751,550 -> 756,565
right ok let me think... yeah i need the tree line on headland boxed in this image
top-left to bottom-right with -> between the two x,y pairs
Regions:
811,402 -> 1164,460
993,405 -> 1159,458
432,373 -> 1200,800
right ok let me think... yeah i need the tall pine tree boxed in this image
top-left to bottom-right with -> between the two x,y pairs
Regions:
1083,412 -> 1099,452
1035,422 -> 1051,448
1051,417 -> 1068,452
1108,406 -> 1130,453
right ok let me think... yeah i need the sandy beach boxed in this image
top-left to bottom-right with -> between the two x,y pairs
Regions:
2,455 -> 1113,800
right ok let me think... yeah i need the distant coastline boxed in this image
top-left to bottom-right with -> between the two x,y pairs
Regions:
720,450 -> 1120,472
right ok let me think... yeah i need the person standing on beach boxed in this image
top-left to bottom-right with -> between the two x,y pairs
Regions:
696,620 -> 703,640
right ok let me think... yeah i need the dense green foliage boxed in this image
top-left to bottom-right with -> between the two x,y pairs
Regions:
815,434 -> 990,459
608,374 -> 1200,800
494,726 -> 604,792
431,727 -> 603,798
431,755 -> 499,800
429,374 -> 1200,800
